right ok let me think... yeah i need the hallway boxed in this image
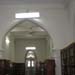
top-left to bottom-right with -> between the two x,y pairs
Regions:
0,0 -> 75,75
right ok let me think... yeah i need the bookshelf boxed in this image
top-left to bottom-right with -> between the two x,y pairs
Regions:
61,43 -> 75,75
0,59 -> 10,75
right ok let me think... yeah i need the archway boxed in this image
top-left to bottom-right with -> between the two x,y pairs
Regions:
1,19 -> 54,75
25,50 -> 37,75
2,19 -> 53,60
2,19 -> 53,49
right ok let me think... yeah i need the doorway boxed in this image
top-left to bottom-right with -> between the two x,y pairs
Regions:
1,19 -> 54,75
25,50 -> 37,75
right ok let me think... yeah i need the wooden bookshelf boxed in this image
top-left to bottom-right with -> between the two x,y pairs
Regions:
61,43 -> 75,75
0,59 -> 10,75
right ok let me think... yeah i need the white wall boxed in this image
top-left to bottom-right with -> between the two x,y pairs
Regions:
74,11 -> 75,41
2,34 -> 11,60
0,4 -> 74,52
51,50 -> 61,75
74,16 -> 75,41
68,0 -> 75,41
2,33 -> 15,61
9,34 -> 15,62
74,18 -> 75,41
15,38 -> 48,63
0,50 -> 4,59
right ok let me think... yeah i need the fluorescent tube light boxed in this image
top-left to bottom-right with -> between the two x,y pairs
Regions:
25,47 -> 36,50
15,12 -> 40,18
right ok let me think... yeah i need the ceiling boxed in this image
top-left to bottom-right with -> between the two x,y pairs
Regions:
0,0 -> 70,5
10,20 -> 49,39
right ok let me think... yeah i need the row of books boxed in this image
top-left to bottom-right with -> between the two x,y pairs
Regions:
61,42 -> 75,75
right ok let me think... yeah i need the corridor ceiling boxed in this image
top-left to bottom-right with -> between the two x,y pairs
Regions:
10,20 -> 48,39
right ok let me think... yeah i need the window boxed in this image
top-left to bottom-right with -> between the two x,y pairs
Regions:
27,60 -> 30,67
32,61 -> 34,67
27,60 -> 35,67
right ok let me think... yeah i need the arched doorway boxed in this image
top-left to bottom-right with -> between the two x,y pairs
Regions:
1,19 -> 54,75
25,50 -> 37,75
2,19 -> 53,61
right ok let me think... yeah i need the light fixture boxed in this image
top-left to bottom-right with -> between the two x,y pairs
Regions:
15,12 -> 40,18
5,36 -> 10,45
25,47 -> 36,50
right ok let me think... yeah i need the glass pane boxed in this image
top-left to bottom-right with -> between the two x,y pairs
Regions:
32,61 -> 34,67
27,60 -> 30,67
